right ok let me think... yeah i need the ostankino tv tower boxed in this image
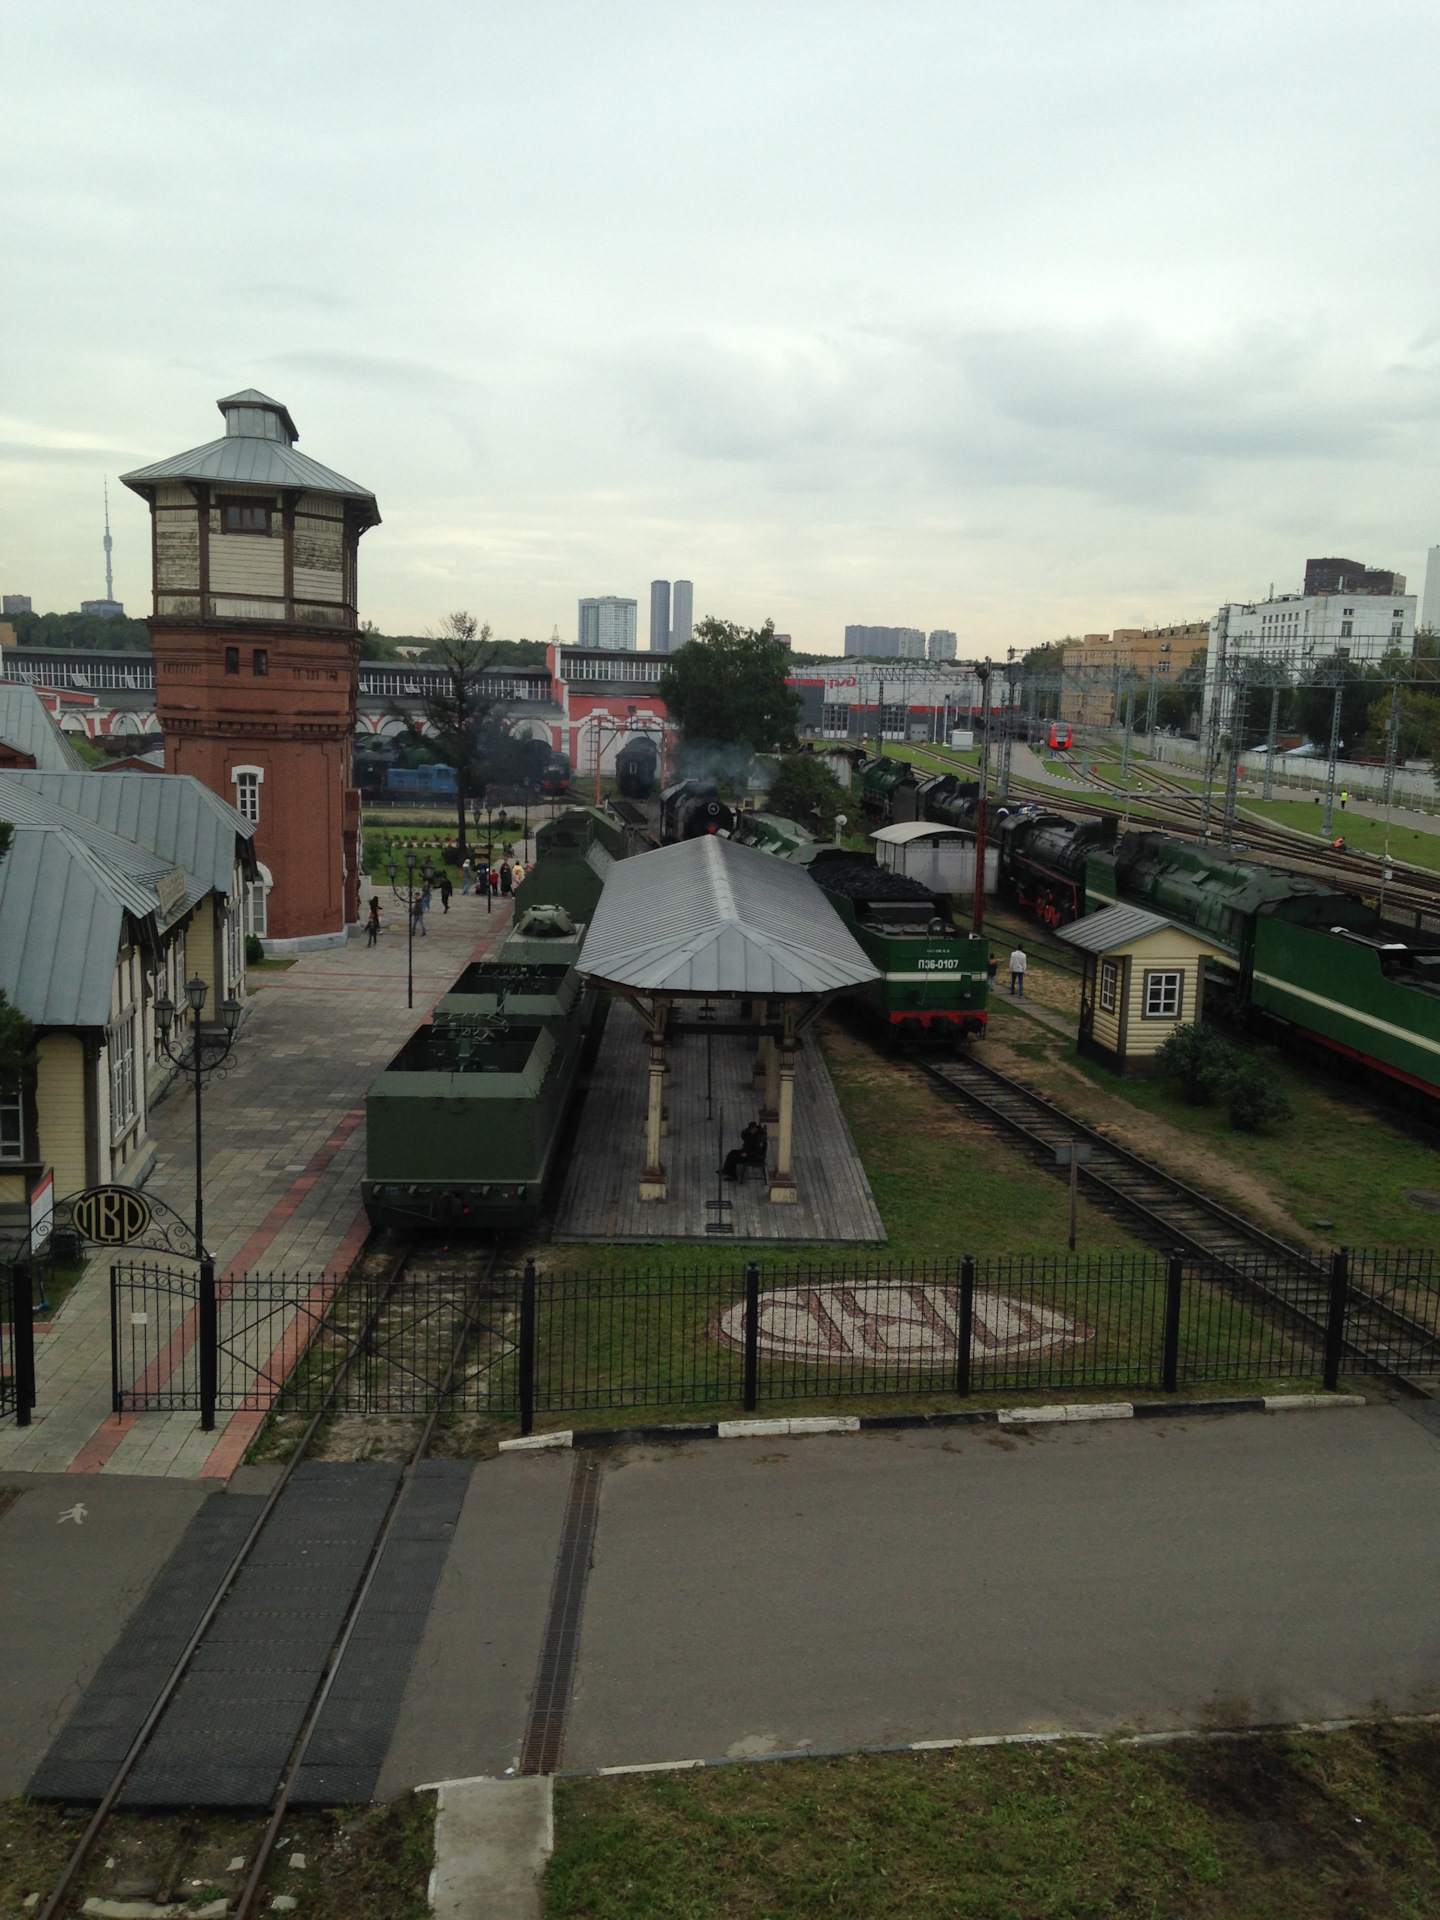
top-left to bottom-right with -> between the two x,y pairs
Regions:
103,477 -> 114,602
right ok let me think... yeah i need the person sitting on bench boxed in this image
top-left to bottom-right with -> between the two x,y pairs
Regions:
723,1120 -> 769,1180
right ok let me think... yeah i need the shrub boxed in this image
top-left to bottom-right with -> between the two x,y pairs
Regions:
766,752 -> 847,828
1154,1023 -> 1231,1104
245,933 -> 265,966
1220,1054 -> 1293,1133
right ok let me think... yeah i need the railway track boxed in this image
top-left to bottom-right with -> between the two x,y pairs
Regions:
915,1048 -> 1440,1382
35,1237 -> 502,1920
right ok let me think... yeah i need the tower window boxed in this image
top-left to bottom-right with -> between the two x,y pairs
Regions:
224,647 -> 240,675
234,772 -> 260,823
253,649 -> 269,676
222,501 -> 271,533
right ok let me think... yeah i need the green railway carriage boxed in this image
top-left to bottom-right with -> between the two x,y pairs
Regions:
510,805 -> 623,923
1085,829 -> 1440,1102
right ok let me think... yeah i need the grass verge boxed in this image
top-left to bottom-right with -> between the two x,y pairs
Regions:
546,1724 -> 1440,1919
1236,798 -> 1440,871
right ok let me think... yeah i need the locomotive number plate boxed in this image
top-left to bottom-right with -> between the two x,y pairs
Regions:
918,958 -> 960,971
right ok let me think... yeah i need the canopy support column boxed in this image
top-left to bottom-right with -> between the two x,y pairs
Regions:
769,1003 -> 799,1203
640,997 -> 669,1201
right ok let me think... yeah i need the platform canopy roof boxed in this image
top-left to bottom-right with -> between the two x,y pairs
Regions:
578,834 -> 880,998
870,821 -> 968,845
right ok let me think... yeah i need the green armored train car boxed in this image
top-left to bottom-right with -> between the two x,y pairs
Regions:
1086,829 -> 1440,1104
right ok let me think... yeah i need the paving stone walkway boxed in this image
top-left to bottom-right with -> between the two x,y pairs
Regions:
0,892 -> 513,1479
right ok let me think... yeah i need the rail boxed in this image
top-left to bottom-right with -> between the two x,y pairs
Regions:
35,1236 -> 505,1920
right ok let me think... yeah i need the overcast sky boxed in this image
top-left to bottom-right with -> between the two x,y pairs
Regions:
5,0 -> 1440,655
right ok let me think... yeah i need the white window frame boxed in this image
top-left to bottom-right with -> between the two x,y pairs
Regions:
1142,969 -> 1183,1020
231,763 -> 264,825
109,1011 -> 138,1138
0,1088 -> 23,1161
1099,959 -> 1119,1014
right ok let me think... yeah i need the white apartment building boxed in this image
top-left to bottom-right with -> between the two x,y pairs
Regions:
578,596 -> 638,650
1202,587 -> 1415,732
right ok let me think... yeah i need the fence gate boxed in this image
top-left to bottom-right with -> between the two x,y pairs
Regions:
1,1261 -> 37,1425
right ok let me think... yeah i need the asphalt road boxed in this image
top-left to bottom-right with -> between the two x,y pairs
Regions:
0,1472 -> 214,1796
380,1405 -> 1440,1784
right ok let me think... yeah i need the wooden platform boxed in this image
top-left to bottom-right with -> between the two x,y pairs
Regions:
552,1003 -> 886,1244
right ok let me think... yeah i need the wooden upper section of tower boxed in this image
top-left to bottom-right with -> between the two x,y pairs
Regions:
121,390 -> 380,632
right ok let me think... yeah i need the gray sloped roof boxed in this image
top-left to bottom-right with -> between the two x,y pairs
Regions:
0,773 -> 195,919
0,826 -> 146,1025
2,769 -> 255,896
1058,904 -> 1187,953
0,682 -> 87,771
578,834 -> 880,997
120,433 -> 379,513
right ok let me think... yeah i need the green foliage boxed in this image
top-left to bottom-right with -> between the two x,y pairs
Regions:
1156,1023 -> 1291,1132
1289,657 -> 1381,751
1221,1053 -> 1294,1132
2,608 -> 152,652
361,621 -> 550,668
658,616 -> 801,756
765,752 -> 846,826
244,933 -> 265,967
1155,1023 -> 1232,1104
0,987 -> 34,1090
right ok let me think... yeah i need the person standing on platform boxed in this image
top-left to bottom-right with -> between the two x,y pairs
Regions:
438,872 -> 453,913
500,860 -> 513,897
411,895 -> 427,938
1009,945 -> 1027,996
366,896 -> 381,946
461,858 -> 473,895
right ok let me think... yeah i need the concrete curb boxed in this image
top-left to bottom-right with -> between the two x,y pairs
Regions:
553,1709 -> 1440,1781
496,1392 -> 1366,1452
421,1774 -> 553,1920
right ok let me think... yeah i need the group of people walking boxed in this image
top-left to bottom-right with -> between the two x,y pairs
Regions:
364,849 -> 526,944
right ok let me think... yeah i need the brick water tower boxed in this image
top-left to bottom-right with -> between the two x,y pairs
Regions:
121,390 -> 381,949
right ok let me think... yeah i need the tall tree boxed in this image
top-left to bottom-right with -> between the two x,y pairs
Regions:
657,617 -> 801,762
386,613 -> 515,856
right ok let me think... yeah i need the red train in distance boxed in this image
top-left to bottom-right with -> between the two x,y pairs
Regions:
1047,722 -> 1073,750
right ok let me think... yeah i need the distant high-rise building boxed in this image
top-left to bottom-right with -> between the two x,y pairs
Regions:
928,630 -> 957,662
1422,548 -> 1440,633
649,579 -> 671,652
2,595 -> 31,616
578,596 -> 638,650
672,579 -> 694,649
844,624 -> 925,659
772,633 -> 792,648
1303,556 -> 1405,597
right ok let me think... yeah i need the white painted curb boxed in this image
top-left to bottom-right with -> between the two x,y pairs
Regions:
998,1403 -> 1134,1425
499,1431 -> 573,1452
1263,1394 -> 1365,1412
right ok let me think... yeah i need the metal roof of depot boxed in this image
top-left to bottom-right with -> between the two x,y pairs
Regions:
0,825 -> 139,1026
871,821 -> 969,844
1057,903 -> 1189,953
0,682 -> 87,772
578,834 -> 879,998
2,770 -> 255,896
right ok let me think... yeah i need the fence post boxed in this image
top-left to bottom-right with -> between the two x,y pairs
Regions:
518,1257 -> 537,1437
743,1261 -> 761,1412
955,1255 -> 975,1398
1162,1251 -> 1183,1395
12,1258 -> 34,1428
198,1258 -> 218,1432
1323,1247 -> 1349,1392
110,1264 -> 122,1415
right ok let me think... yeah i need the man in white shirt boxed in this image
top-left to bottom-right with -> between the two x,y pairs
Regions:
1009,946 -> 1027,996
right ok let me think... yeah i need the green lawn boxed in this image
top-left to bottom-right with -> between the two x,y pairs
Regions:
1235,799 -> 1440,872
546,1726 -> 1440,1919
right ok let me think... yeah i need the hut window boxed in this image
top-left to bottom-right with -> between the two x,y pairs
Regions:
221,501 -> 271,533
1099,959 -> 1119,1013
0,1089 -> 22,1160
109,1011 -> 138,1136
1142,969 -> 1183,1019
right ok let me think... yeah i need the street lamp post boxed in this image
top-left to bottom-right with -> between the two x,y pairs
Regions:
153,976 -> 243,1431
387,847 -> 435,1008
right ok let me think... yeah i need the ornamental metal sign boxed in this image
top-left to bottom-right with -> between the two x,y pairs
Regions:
49,1187 -> 204,1262
72,1188 -> 153,1245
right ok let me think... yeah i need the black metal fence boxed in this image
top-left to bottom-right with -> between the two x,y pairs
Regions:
0,1260 -> 36,1425
94,1244 -> 1440,1434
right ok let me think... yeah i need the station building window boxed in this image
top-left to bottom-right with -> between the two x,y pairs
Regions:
253,649 -> 269,676
225,646 -> 240,675
232,766 -> 263,824
1142,970 -> 1183,1019
109,1011 -> 138,1137
1099,959 -> 1119,1014
0,1089 -> 22,1161
221,500 -> 271,534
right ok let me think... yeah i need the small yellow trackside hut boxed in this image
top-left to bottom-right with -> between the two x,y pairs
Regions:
1057,903 -> 1224,1078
